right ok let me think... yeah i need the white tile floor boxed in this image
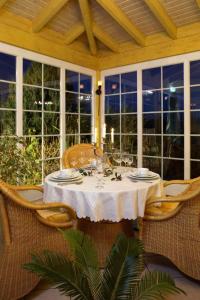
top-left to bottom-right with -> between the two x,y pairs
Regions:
23,254 -> 200,300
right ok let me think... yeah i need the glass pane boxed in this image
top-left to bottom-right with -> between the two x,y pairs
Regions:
66,114 -> 78,134
44,64 -> 60,89
191,136 -> 200,159
121,135 -> 137,154
143,135 -> 161,156
163,88 -> 184,111
163,159 -> 184,180
142,67 -> 161,90
80,135 -> 92,143
121,93 -> 137,113
190,86 -> 200,110
0,82 -> 15,109
66,135 -> 79,148
44,113 -> 60,135
143,157 -> 161,175
105,134 -> 120,150
80,115 -> 91,133
26,162 -> 42,185
44,159 -> 60,177
163,112 -> 184,134
44,89 -> 60,112
66,70 -> 78,92
143,113 -> 161,134
105,95 -> 120,114
0,110 -> 15,135
105,74 -> 120,94
24,136 -> 42,160
23,86 -> 42,110
163,63 -> 183,88
191,112 -> 200,134
163,136 -> 184,158
105,115 -> 120,133
66,92 -> 78,113
143,90 -> 161,112
80,94 -> 92,114
80,74 -> 91,94
191,160 -> 200,178
0,53 -> 16,81
23,59 -> 42,86
44,136 -> 60,158
121,114 -> 137,133
23,112 -> 42,135
121,71 -> 137,92
190,60 -> 200,85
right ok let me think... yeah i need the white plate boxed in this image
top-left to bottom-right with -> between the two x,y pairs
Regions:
49,176 -> 83,182
127,171 -> 160,180
51,171 -> 81,180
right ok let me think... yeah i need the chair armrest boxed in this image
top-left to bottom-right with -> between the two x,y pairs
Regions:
164,176 -> 200,187
11,185 -> 43,192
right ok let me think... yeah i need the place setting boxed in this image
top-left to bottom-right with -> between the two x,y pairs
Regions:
127,167 -> 160,183
49,168 -> 83,186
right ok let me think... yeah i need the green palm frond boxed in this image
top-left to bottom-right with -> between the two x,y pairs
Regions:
24,250 -> 93,300
100,234 -> 144,300
132,271 -> 186,300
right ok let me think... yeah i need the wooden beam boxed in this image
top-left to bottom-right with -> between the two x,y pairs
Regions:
64,23 -> 85,45
78,0 -> 97,55
196,0 -> 200,8
93,23 -> 119,52
96,0 -> 146,46
32,0 -> 70,33
0,0 -> 7,8
144,0 -> 177,39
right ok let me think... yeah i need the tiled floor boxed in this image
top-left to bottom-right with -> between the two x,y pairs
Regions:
23,254 -> 200,300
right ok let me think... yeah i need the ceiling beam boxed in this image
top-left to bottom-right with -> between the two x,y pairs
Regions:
96,0 -> 146,46
32,0 -> 70,33
64,23 -> 85,45
196,0 -> 200,8
93,23 -> 119,52
144,0 -> 177,39
78,0 -> 97,55
0,0 -> 7,8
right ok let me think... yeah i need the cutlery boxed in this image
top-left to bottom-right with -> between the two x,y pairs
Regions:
57,181 -> 83,186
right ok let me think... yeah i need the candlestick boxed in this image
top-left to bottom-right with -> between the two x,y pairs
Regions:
111,128 -> 114,144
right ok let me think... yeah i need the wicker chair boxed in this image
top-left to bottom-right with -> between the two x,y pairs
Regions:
62,143 -> 103,168
0,180 -> 77,300
142,177 -> 200,280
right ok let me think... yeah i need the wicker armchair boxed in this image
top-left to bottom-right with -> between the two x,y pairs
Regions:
62,143 -> 103,168
0,180 -> 76,300
142,177 -> 200,280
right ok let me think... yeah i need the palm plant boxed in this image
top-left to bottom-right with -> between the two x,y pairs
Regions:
24,229 -> 184,300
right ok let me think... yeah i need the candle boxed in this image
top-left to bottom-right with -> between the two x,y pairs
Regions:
111,128 -> 114,144
92,127 -> 97,143
102,123 -> 106,138
98,80 -> 102,87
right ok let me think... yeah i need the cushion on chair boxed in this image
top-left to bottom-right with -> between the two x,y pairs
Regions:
145,202 -> 180,217
36,209 -> 70,223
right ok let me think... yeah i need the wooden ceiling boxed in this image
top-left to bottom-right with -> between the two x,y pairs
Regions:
1,0 -> 200,69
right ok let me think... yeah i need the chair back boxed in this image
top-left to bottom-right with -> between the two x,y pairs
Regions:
62,143 -> 103,168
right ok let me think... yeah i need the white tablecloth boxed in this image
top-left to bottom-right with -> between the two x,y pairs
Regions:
44,172 -> 163,222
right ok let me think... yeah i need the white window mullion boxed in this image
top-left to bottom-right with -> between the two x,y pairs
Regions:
184,60 -> 190,179
60,68 -> 66,161
137,68 -> 143,167
16,56 -> 23,136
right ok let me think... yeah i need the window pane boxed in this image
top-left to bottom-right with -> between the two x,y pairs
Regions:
163,112 -> 184,134
191,111 -> 200,134
23,59 -> 42,86
163,88 -> 184,111
191,136 -> 200,159
66,70 -> 78,92
105,115 -> 120,133
44,64 -> 60,89
163,136 -> 184,158
143,90 -> 161,112
143,135 -> 161,156
121,71 -> 137,92
105,95 -> 120,114
143,113 -> 161,134
0,53 -> 16,81
80,94 -> 92,114
142,67 -> 161,90
121,114 -> 137,133
66,92 -> 78,113
121,135 -> 137,154
0,82 -> 15,109
0,110 -> 15,135
163,63 -> 183,88
105,74 -> 120,94
190,60 -> 200,85
190,86 -> 200,110
163,159 -> 184,180
23,86 -> 42,110
143,157 -> 161,175
44,159 -> 60,177
24,136 -> 42,160
80,74 -> 91,94
44,113 -> 60,135
44,136 -> 60,158
191,160 -> 200,178
23,112 -> 42,135
66,114 -> 78,134
105,134 -> 120,150
66,135 -> 79,148
80,115 -> 91,133
80,135 -> 92,143
44,89 -> 60,112
121,93 -> 137,113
